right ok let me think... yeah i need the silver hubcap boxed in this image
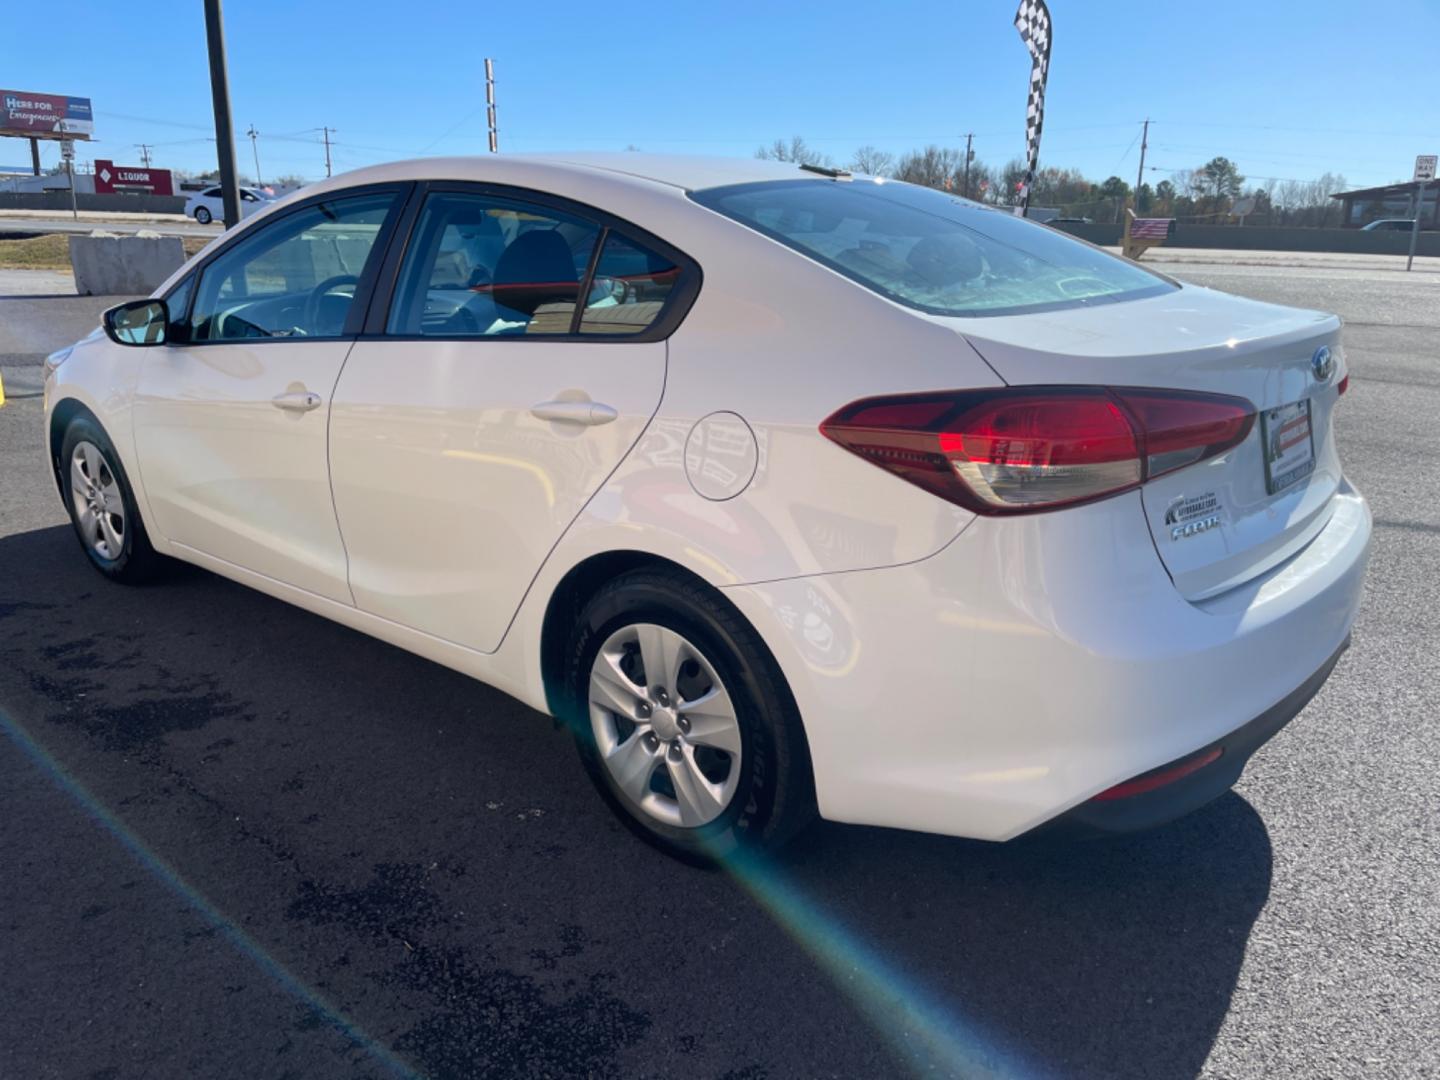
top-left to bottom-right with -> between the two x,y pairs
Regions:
69,441 -> 125,560
589,623 -> 742,829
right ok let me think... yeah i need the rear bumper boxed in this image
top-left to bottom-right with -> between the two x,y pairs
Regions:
722,481 -> 1371,841
1048,633 -> 1348,835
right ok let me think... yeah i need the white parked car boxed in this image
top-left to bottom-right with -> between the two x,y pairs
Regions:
44,154 -> 1370,862
183,184 -> 271,225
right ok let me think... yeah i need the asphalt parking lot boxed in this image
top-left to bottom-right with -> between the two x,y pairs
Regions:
1,256 -> 1437,1080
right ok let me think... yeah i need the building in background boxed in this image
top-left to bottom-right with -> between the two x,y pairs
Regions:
1330,181 -> 1438,229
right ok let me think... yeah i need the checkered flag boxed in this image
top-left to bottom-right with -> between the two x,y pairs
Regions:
1014,0 -> 1052,214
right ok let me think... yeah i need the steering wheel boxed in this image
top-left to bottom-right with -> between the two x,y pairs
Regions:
303,274 -> 359,335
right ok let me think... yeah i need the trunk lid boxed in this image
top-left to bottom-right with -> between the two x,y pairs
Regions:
939,283 -> 1346,600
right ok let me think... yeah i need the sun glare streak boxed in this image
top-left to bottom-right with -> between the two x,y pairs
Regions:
0,706 -> 424,1080
719,848 -> 1051,1080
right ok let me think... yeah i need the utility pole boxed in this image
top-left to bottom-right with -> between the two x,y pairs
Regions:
59,122 -> 77,221
321,126 -> 333,177
963,133 -> 974,199
1134,118 -> 1150,210
246,124 -> 262,186
485,58 -> 498,153
29,137 -> 40,176
203,0 -> 242,228
136,143 -> 153,167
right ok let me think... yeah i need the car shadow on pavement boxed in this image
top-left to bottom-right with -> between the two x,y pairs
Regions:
767,796 -> 1271,1078
0,524 -> 1270,1080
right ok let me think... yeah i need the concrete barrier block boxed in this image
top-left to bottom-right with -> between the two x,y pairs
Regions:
68,230 -> 186,296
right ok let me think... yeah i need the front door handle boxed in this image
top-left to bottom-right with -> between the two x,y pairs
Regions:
272,391 -> 322,413
530,400 -> 618,427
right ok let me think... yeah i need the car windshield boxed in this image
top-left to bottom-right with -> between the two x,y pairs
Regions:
691,178 -> 1176,317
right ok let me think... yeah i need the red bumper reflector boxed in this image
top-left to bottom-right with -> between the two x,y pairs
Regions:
1090,747 -> 1224,802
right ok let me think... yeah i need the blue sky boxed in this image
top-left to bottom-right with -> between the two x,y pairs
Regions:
4,0 -> 1437,191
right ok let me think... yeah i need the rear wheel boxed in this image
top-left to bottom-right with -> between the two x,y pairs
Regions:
60,416 -> 164,583
565,568 -> 815,863
194,206 -> 212,224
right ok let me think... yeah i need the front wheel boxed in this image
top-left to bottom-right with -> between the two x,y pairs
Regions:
565,568 -> 815,863
60,416 -> 165,583
194,206 -> 212,224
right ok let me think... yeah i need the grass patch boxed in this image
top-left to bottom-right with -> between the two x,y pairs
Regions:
0,232 -> 211,271
0,234 -> 71,269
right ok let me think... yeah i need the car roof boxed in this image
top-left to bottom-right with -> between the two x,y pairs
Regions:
298,153 -> 823,195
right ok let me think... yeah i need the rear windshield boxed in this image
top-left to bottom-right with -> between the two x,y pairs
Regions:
690,178 -> 1176,318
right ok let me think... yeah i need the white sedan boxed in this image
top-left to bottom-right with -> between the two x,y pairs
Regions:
43,154 -> 1371,862
182,183 -> 271,225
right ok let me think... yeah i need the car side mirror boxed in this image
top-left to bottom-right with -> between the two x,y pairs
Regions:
104,299 -> 169,347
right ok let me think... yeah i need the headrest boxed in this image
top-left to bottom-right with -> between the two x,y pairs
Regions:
491,230 -> 579,316
906,233 -> 983,287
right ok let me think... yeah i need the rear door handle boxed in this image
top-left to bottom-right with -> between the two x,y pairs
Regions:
530,400 -> 618,427
272,391 -> 322,413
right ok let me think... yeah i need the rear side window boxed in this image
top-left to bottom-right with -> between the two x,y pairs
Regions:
579,233 -> 680,335
691,179 -> 1175,318
388,192 -> 601,336
387,191 -> 686,338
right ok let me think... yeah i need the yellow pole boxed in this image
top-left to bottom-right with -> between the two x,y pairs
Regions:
0,371 -> 7,407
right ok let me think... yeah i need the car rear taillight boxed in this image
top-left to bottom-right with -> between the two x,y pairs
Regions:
820,386 -> 1254,515
1337,374 -> 1350,396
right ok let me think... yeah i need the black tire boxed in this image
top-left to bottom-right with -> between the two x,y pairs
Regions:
59,415 -> 165,583
564,567 -> 816,864
194,206 -> 212,224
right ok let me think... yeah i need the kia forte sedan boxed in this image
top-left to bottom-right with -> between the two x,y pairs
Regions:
183,184 -> 271,225
44,154 -> 1370,861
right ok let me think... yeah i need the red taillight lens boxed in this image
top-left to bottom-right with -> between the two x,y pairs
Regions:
1337,374 -> 1349,396
1112,388 -> 1255,480
820,386 -> 1255,515
1090,746 -> 1224,802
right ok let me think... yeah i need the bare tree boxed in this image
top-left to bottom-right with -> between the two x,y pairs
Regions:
755,136 -> 833,168
895,145 -> 965,190
1271,171 -> 1348,227
849,145 -> 895,177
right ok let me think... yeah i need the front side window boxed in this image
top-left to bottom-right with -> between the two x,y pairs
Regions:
691,178 -> 1176,318
188,191 -> 396,342
388,193 -> 601,337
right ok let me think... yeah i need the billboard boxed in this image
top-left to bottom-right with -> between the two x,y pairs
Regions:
0,91 -> 94,140
94,160 -> 174,196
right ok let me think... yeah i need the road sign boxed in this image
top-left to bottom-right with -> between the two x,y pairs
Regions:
1408,156 -> 1434,272
59,140 -> 74,161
